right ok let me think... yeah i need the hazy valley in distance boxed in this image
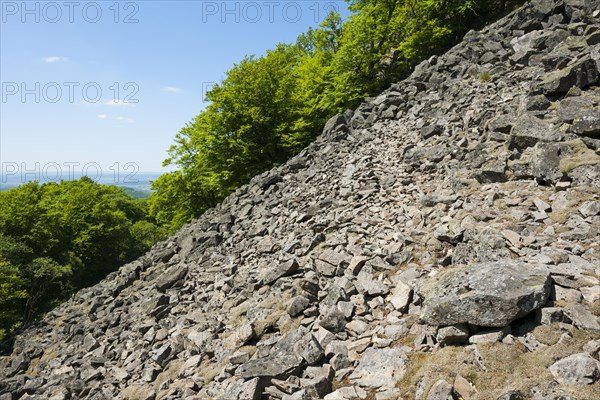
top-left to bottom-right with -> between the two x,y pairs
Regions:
0,172 -> 162,199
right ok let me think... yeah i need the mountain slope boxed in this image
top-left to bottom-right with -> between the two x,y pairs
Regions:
2,0 -> 600,399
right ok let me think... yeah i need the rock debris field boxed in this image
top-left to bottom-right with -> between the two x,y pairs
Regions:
2,0 -> 600,399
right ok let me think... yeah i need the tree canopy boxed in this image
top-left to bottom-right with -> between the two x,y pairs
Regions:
0,178 -> 164,338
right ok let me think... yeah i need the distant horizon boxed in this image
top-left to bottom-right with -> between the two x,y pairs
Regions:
0,169 -> 162,191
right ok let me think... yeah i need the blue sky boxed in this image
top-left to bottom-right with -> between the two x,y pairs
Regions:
0,0 -> 349,181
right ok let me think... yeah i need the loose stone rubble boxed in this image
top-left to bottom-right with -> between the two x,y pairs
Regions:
1,0 -> 599,399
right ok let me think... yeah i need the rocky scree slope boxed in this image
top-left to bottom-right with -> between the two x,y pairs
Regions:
2,0 -> 600,399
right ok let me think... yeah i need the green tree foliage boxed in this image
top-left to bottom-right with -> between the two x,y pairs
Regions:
150,0 -> 525,230
0,178 -> 165,338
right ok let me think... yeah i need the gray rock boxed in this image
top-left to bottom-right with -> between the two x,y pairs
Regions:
549,353 -> 600,385
510,114 -> 560,150
530,142 -> 563,184
426,379 -> 453,400
224,378 -> 261,400
320,306 -> 347,333
294,334 -> 324,365
537,307 -> 571,325
436,324 -> 470,346
349,347 -> 408,389
420,261 -> 551,327
257,236 -> 279,253
468,326 -> 511,344
155,265 -> 187,292
539,57 -> 599,94
565,304 -> 600,331
263,258 -> 300,285
388,280 -> 412,312
572,108 -> 600,139
579,201 -> 600,218
237,355 -> 301,379
420,194 -> 458,207
288,295 -> 311,317
421,124 -> 444,139
324,113 -> 350,134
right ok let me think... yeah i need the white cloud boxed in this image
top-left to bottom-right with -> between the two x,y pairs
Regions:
42,56 -> 67,63
163,86 -> 182,93
116,116 -> 135,124
105,100 -> 134,107
97,114 -> 108,119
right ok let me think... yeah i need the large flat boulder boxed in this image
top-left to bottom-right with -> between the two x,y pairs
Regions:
420,261 -> 551,327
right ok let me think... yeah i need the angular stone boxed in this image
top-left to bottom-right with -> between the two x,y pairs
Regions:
237,355 -> 301,379
324,386 -> 368,400
348,256 -> 370,275
426,379 -> 453,400
549,353 -> 600,385
565,304 -> 600,331
510,114 -> 559,150
468,326 -> 510,344
420,261 -> 551,327
540,57 -> 599,94
319,249 -> 349,267
263,258 -> 300,285
559,97 -> 594,123
537,307 -> 571,325
226,322 -> 255,349
581,286 -> 600,303
257,236 -> 279,253
319,306 -> 347,333
294,334 -> 324,365
579,201 -> 600,218
156,265 -> 187,292
388,280 -> 412,313
420,194 -> 458,207
229,351 -> 251,365
572,108 -> 600,139
324,113 -> 349,134
349,347 -> 408,389
345,320 -> 369,336
454,375 -> 477,400
224,377 -> 261,400
421,124 -> 444,139
436,324 -> 470,346
288,295 -> 311,317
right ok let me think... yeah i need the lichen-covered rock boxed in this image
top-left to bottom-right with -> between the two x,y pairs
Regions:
549,353 -> 600,385
420,261 -> 551,327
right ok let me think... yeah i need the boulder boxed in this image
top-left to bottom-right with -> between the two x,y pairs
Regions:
539,57 -> 599,94
349,347 -> 408,389
426,379 -> 453,400
549,353 -> 600,385
420,261 -> 551,327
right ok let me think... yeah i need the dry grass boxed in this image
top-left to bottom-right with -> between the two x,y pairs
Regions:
238,345 -> 258,356
397,327 -> 598,400
279,315 -> 302,335
228,303 -> 250,328
549,189 -> 595,224
532,324 -> 563,346
199,359 -> 228,385
397,346 -> 464,398
258,291 -> 291,311
589,299 -> 600,317
154,359 -> 183,391
122,384 -> 155,400
254,309 -> 286,338
559,139 -> 600,174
